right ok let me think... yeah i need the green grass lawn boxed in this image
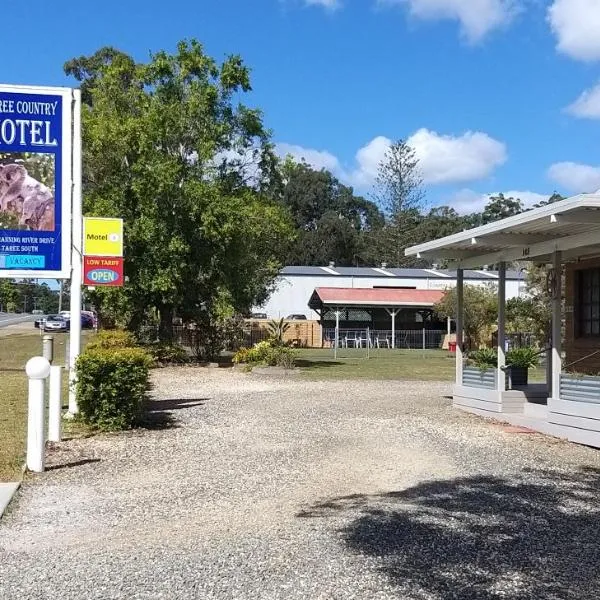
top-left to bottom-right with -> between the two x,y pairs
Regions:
296,347 -> 548,383
0,331 -> 82,482
297,348 -> 458,381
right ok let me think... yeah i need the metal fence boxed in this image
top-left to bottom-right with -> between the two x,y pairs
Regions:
138,324 -> 271,351
322,328 -> 447,350
138,325 -> 448,352
491,331 -> 539,350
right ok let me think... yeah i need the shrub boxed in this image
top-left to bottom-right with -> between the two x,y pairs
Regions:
86,329 -> 137,351
271,347 -> 296,369
235,341 -> 296,369
244,340 -> 273,364
267,318 -> 291,346
468,347 -> 497,370
232,347 -> 250,364
189,315 -> 246,361
75,347 -> 152,431
506,347 -> 538,369
146,342 -> 189,365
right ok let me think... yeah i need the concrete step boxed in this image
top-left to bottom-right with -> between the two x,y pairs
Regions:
523,402 -> 549,420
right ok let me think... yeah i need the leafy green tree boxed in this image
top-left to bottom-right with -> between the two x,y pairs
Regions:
434,284 -> 498,349
374,140 -> 424,216
0,279 -> 19,312
532,192 -> 565,209
365,139 -> 428,267
280,160 -> 383,266
506,296 -> 549,344
480,193 -> 524,224
66,41 -> 293,339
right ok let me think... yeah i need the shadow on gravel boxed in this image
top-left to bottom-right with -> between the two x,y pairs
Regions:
298,467 -> 600,599
147,398 -> 208,411
46,458 -> 101,471
140,397 -> 208,430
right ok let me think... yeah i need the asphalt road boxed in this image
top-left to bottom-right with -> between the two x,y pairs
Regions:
0,313 -> 36,328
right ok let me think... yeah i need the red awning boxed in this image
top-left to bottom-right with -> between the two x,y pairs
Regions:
309,287 -> 445,309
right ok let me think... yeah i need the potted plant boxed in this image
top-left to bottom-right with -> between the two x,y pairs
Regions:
506,347 -> 538,387
463,348 -> 498,389
468,348 -> 497,371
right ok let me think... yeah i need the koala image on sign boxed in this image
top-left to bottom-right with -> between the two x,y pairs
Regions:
0,160 -> 55,231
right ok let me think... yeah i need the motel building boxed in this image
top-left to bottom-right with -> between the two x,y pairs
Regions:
406,193 -> 600,449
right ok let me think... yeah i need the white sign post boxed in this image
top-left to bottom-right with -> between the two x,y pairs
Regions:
68,90 -> 83,415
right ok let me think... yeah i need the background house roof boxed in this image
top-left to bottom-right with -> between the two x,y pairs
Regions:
309,287 -> 445,309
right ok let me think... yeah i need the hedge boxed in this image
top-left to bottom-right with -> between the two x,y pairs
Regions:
85,329 -> 137,351
75,346 -> 152,431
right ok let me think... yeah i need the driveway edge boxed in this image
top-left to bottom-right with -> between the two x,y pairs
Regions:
0,482 -> 20,520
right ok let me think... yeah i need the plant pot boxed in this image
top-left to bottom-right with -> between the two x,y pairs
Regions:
508,366 -> 528,388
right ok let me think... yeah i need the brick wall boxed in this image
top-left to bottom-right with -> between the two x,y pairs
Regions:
565,257 -> 600,374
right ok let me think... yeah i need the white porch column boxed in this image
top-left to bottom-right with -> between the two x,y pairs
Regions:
447,316 -> 451,336
456,268 -> 464,385
551,251 -> 562,399
385,308 -> 398,348
334,309 -> 340,360
497,262 -> 506,392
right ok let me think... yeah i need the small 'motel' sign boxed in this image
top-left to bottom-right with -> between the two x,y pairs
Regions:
83,217 -> 124,287
83,217 -> 123,257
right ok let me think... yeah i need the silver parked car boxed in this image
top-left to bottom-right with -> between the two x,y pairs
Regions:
43,315 -> 68,332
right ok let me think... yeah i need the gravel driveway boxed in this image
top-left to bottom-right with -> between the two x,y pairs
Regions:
2,368 -> 600,599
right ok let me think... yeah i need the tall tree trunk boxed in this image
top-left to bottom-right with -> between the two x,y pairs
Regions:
158,305 -> 174,342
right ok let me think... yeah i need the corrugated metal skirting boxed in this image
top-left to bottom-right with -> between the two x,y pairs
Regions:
462,367 -> 497,390
560,375 -> 600,403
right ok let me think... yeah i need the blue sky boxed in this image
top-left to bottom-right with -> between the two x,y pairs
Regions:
5,0 -> 600,213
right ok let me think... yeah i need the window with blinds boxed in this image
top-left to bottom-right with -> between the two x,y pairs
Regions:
577,268 -> 600,337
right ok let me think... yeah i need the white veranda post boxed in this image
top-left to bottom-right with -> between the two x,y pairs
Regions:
497,262 -> 506,392
334,309 -> 340,360
456,269 -> 464,385
551,251 -> 562,400
386,309 -> 398,349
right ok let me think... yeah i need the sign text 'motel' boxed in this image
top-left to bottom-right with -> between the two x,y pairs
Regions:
83,217 -> 124,257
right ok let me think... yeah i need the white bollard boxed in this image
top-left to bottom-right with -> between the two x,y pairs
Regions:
26,356 -> 51,473
48,365 -> 62,443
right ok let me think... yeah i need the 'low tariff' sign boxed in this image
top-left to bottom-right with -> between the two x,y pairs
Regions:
83,256 -> 124,287
83,217 -> 123,257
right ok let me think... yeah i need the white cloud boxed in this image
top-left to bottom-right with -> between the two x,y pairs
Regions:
547,161 -> 600,193
448,189 -> 550,214
548,0 -> 600,62
305,0 -> 341,8
347,136 -> 393,187
275,142 -> 342,172
379,0 -> 520,43
565,82 -> 600,118
276,128 -> 506,190
407,128 -> 507,185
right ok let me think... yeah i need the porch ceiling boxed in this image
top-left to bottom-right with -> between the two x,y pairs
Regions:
405,194 -> 600,268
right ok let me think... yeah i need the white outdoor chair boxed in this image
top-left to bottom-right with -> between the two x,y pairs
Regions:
357,333 -> 371,348
346,333 -> 360,348
376,336 -> 390,349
